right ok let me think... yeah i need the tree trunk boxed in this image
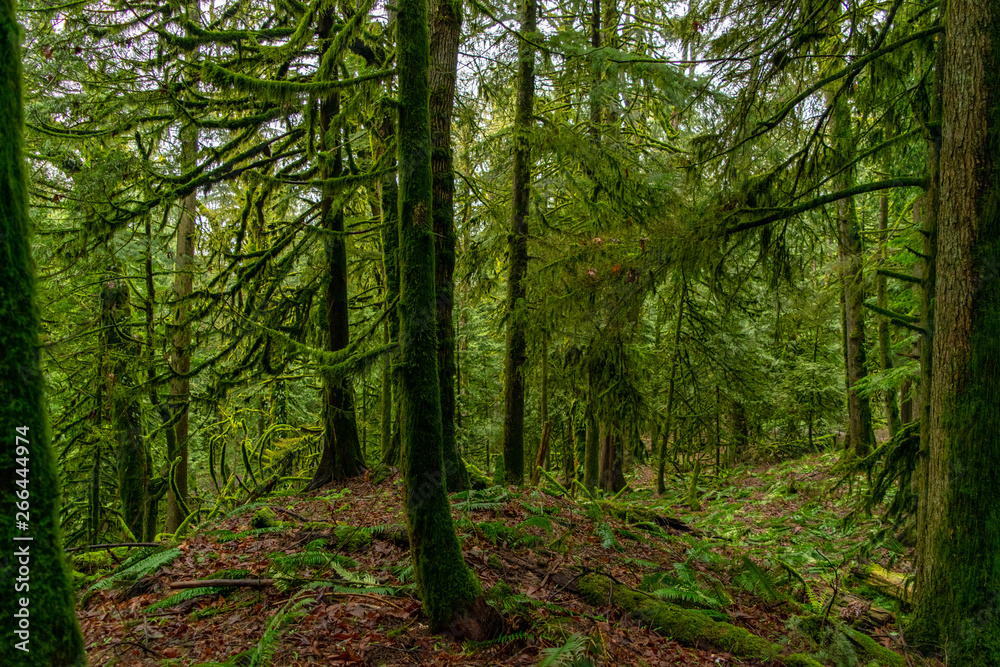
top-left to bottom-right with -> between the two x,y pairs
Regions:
583,372 -> 600,491
909,2 -> 1000,658
396,0 -> 483,634
168,121 -> 197,531
0,3 -> 87,658
101,275 -> 150,541
501,0 -> 536,486
430,0 -> 469,492
657,281 -> 685,495
307,8 -> 365,489
829,89 -> 875,458
876,189 -> 902,438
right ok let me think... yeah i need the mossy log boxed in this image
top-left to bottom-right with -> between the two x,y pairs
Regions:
850,564 -> 911,604
595,501 -> 702,536
570,572 -> 824,666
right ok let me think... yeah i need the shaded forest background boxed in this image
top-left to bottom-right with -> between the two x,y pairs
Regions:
3,0 -> 1000,663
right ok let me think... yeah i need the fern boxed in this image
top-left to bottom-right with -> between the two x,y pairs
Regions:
146,586 -> 225,612
247,595 -> 315,667
519,515 -> 554,535
463,631 -> 531,650
595,522 -> 621,551
89,547 -> 182,592
537,633 -> 588,667
734,556 -> 782,602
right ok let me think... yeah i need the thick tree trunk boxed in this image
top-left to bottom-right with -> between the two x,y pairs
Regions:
307,9 -> 365,489
877,190 -> 901,438
430,0 -> 468,491
501,0 -> 536,486
396,0 -> 483,634
0,3 -> 87,659
829,90 -> 875,458
909,2 -> 1000,659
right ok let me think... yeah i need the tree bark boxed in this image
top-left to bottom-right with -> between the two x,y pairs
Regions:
909,1 -> 1000,658
876,189 -> 901,438
657,281 -> 685,495
396,0 -> 483,634
0,3 -> 87,659
307,7 -> 365,490
100,274 -> 150,541
501,0 -> 536,486
829,89 -> 876,458
168,116 -> 197,532
430,0 -> 469,491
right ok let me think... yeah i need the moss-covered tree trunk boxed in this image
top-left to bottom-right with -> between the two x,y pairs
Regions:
430,0 -> 468,491
583,372 -> 600,491
501,0 -> 536,486
380,136 -> 401,466
396,0 -> 483,633
100,275 -> 150,540
657,281 -> 685,495
0,3 -> 87,660
307,8 -> 366,489
876,189 -> 901,438
168,125 -> 197,532
166,2 -> 200,531
909,1 -> 1000,659
829,90 -> 875,458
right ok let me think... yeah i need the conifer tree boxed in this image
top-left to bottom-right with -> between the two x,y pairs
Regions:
0,0 -> 86,661
396,0 -> 483,632
909,0 -> 1000,659
501,0 -> 537,485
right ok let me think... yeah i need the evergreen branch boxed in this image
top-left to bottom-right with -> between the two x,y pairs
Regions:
862,303 -> 925,333
202,63 -> 395,102
876,268 -> 922,284
726,177 -> 926,235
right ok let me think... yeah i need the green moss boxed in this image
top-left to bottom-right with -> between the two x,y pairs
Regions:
576,574 -> 823,666
72,548 -> 129,574
0,2 -> 86,661
487,554 -> 503,571
332,524 -> 372,551
251,507 -> 278,528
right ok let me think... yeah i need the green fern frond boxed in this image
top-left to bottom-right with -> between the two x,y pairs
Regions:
90,548 -> 182,592
247,595 -> 315,667
595,522 -> 621,551
537,633 -> 588,667
146,586 -> 225,612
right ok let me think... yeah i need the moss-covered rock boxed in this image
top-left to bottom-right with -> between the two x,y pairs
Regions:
251,507 -> 278,528
463,458 -> 492,490
576,573 -> 824,667
71,547 -> 129,574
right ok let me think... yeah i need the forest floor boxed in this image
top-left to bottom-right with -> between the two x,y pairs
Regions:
74,451 -> 941,667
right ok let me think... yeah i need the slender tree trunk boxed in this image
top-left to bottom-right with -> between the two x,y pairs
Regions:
396,0 -> 484,634
877,189 -> 902,438
583,371 -> 600,491
657,281 -> 685,495
910,2 -> 1000,658
0,3 -> 87,659
307,9 -> 365,489
168,123 -> 197,531
430,0 -> 468,491
501,0 -> 536,486
829,90 -> 876,458
101,274 -> 149,541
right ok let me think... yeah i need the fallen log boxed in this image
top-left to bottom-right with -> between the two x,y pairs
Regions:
553,570 -> 824,666
850,564 -> 911,604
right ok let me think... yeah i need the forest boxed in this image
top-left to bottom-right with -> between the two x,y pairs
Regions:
1,0 -> 999,664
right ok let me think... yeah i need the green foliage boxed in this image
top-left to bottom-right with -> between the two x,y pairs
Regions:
537,634 -> 591,667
